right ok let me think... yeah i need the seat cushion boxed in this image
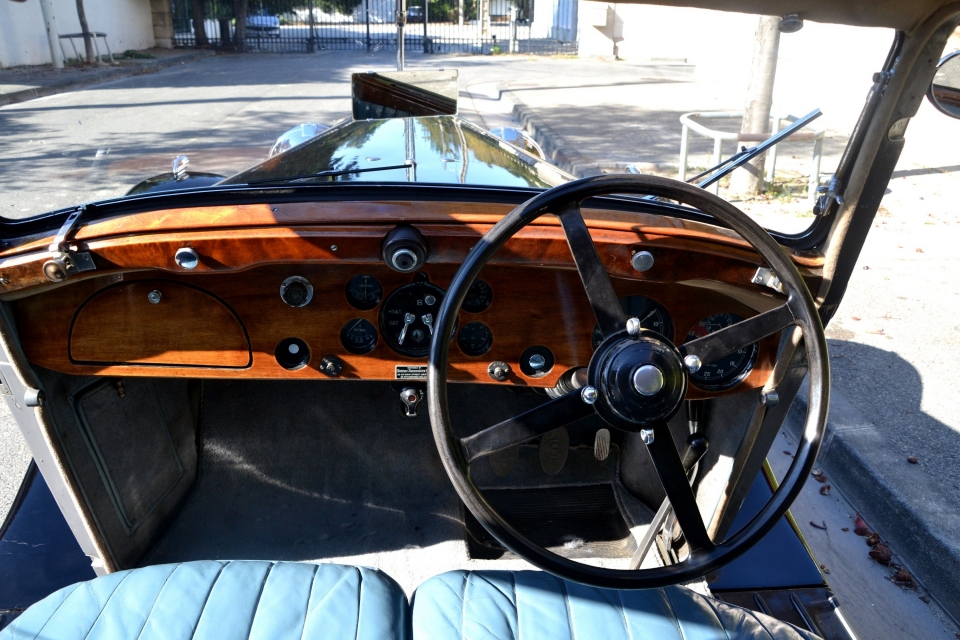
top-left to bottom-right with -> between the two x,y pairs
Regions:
1,560 -> 408,640
412,570 -> 821,640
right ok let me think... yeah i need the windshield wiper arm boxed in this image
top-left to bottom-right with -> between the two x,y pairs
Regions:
245,161 -> 415,186
690,109 -> 822,190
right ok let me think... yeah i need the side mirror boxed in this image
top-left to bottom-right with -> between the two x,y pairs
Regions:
926,51 -> 960,119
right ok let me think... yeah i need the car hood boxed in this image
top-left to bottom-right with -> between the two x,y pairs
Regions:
223,116 -> 572,189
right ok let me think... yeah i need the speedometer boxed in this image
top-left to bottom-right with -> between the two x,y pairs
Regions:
684,313 -> 759,391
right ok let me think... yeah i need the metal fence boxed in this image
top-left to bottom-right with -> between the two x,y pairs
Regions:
171,0 -> 577,55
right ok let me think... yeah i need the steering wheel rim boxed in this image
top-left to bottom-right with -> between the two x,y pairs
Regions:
428,174 -> 829,590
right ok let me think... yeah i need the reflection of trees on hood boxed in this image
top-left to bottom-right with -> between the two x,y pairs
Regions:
227,120 -> 388,183
414,117 -> 551,186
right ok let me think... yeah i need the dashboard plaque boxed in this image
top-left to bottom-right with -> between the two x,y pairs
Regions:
396,365 -> 428,380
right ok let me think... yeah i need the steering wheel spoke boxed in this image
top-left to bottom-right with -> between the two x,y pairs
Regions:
460,391 -> 595,464
556,203 -> 627,338
644,422 -> 714,552
680,303 -> 796,367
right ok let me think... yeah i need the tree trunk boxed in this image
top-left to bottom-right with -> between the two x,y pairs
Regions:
191,0 -> 209,46
729,15 -> 780,197
234,0 -> 248,50
74,0 -> 98,64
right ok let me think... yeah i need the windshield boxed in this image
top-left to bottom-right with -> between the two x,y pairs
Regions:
0,6 -> 897,235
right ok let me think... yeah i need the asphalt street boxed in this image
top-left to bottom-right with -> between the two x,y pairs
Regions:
1,48 -> 959,634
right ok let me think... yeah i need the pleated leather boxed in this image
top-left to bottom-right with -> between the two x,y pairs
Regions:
1,561 -> 409,640
411,570 -> 823,640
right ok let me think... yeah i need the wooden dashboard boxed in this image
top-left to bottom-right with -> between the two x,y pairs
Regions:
3,200 -> 820,397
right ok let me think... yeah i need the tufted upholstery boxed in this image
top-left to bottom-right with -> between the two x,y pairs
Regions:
0,561 -> 408,640
412,570 -> 822,640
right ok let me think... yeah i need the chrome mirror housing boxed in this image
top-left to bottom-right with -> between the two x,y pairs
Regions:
269,123 -> 331,158
488,127 -> 545,159
926,50 -> 960,119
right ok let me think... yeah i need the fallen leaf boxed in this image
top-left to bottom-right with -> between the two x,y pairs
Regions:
869,543 -> 893,565
851,316 -> 861,321
841,527 -> 850,532
812,470 -> 828,483
810,520 -> 828,530
820,564 -> 831,574
915,248 -> 924,253
893,569 -> 915,588
863,265 -> 870,270
820,485 -> 831,496
783,450 -> 793,456
854,513 -> 873,536
907,455 -> 919,464
866,532 -> 881,547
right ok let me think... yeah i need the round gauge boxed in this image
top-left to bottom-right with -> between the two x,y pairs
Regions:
379,282 -> 454,357
463,279 -> 493,313
592,295 -> 674,348
458,322 -> 493,356
345,274 -> 383,310
683,313 -> 759,391
340,318 -> 378,355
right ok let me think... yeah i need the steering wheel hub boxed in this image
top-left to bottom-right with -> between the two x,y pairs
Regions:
589,331 -> 687,432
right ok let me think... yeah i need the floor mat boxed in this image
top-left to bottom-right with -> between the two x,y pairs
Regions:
465,484 -> 637,559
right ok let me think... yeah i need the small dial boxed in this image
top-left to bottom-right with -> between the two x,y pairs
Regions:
592,295 -> 674,348
458,322 -> 493,356
684,313 -> 759,391
280,276 -> 313,308
345,274 -> 383,310
275,337 -> 310,370
379,282 -> 454,358
340,318 -> 378,355
463,279 -> 493,313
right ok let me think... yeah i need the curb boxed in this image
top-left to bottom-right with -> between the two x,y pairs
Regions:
787,387 -> 960,622
0,50 -> 215,108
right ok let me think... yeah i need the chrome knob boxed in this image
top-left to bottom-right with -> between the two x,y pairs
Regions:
626,317 -> 641,336
631,251 -> 654,272
174,247 -> 199,270
632,365 -> 664,396
684,354 -> 702,373
528,354 -> 546,370
581,386 -> 599,404
147,290 -> 162,304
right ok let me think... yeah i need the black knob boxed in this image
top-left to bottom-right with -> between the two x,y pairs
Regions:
280,276 -> 314,307
381,225 -> 428,273
319,355 -> 344,377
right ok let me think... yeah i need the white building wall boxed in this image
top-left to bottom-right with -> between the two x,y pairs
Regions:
0,0 -> 155,67
532,0 -> 577,40
577,3 -> 893,130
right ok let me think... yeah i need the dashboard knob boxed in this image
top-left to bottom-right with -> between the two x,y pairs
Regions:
280,276 -> 314,307
174,247 -> 199,270
381,225 -> 428,273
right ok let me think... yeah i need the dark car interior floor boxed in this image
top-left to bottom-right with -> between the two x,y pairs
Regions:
103,379 -> 657,593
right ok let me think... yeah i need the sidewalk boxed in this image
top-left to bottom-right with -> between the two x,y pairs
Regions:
0,48 -> 214,107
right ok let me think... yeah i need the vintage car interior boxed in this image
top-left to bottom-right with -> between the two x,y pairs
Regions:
1,0 -> 959,638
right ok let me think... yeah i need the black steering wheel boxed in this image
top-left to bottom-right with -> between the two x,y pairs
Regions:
428,174 -> 829,589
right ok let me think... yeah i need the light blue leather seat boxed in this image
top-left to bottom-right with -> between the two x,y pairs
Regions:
412,570 -> 822,640
0,560 -> 408,640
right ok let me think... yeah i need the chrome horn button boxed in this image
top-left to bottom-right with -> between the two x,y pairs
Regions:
632,365 -> 664,396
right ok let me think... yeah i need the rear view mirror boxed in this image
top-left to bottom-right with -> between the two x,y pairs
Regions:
352,70 -> 458,120
927,51 -> 960,119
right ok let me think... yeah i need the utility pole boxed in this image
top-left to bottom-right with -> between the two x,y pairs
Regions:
396,0 -> 407,69
730,15 -> 780,196
38,0 -> 64,69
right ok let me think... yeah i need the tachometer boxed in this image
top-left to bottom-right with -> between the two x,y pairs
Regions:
592,295 -> 674,348
683,313 -> 759,391
462,279 -> 493,313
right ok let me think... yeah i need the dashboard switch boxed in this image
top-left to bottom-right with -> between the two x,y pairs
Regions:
319,355 -> 344,377
280,275 -> 313,307
399,387 -> 422,417
174,247 -> 199,270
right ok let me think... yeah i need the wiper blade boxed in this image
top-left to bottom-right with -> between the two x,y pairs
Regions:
692,109 -> 822,190
245,161 -> 415,186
